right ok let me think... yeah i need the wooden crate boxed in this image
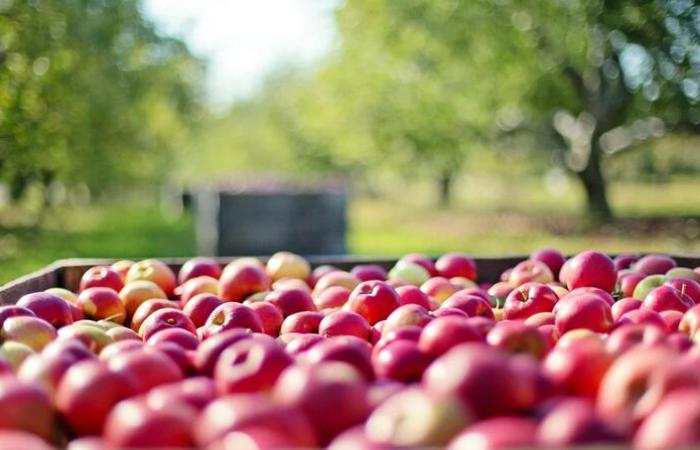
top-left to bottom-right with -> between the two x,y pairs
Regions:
3,254 -> 700,305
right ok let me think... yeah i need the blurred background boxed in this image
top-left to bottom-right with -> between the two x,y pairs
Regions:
1,0 -> 700,282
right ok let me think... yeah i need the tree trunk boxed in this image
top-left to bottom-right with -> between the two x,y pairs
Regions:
438,170 -> 453,208
576,134 -> 613,223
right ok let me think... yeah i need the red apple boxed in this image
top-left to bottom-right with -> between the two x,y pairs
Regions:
99,340 -> 144,361
543,337 -> 613,398
616,309 -> 667,330
509,260 -> 554,286
537,397 -> 621,447
302,336 -> 374,381
319,310 -> 370,339
373,339 -> 432,382
487,281 -> 515,307
56,359 -> 138,435
0,306 -> 35,328
555,294 -> 613,335
503,282 -> 558,320
606,324 -> 666,355
281,333 -> 326,356
146,327 -> 199,350
531,248 -> 566,277
76,287 -> 126,324
564,251 -> 616,292
16,292 -> 72,327
126,259 -> 177,297
194,328 -> 255,376
440,293 -> 495,319
313,286 -> 351,310
280,311 -> 324,334
680,304 -> 700,336
146,376 -> 217,412
202,303 -> 263,336
265,288 -> 316,317
107,348 -> 183,394
249,301 -> 283,337
394,285 -> 433,310
345,281 -> 399,325
80,266 -> 124,293
182,293 -> 223,328
524,312 -> 555,327
633,254 -> 677,276
314,270 -> 360,293
266,251 -> 311,281
381,304 -> 432,335
215,336 -> 292,394
119,280 -> 167,318
435,253 -> 477,281
665,277 -> 700,304
619,272 -> 645,298
614,254 -> 639,271
178,276 -> 219,305
17,352 -> 78,399
0,377 -> 54,441
399,253 -> 437,276
219,262 -> 271,302
643,285 -> 694,313
130,299 -> 177,332
612,297 -> 642,321
350,264 -> 387,281
272,277 -> 311,293
57,323 -> 113,353
1,316 -> 56,351
420,277 -> 460,303
634,388 -> 700,450
661,309 -> 684,332
449,416 -> 537,450
487,321 -> 548,359
310,265 -> 339,287
0,430 -> 55,450
138,308 -> 196,341
178,257 -> 221,284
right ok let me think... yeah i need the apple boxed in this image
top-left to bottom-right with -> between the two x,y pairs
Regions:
559,287 -> 614,307
612,297 -> 642,321
266,251 -> 311,281
665,277 -> 700,304
182,293 -> 223,328
555,294 -> 613,335
76,287 -> 126,324
314,271 -> 362,295
314,286 -> 351,310
537,397 -> 621,447
435,253 -> 477,280
487,281 -> 515,307
564,251 -> 616,292
43,339 -> 93,361
302,336 -> 374,381
280,311 -> 324,334
215,336 -> 292,394
99,340 -> 144,361
16,292 -> 72,327
310,265 -> 339,288
381,304 -> 432,335
265,288 -> 316,317
248,301 -> 283,336
668,332 -> 693,351
194,329 -> 255,376
487,321 -> 548,359
373,339 -> 432,382
509,260 -> 554,286
319,310 -> 370,339
614,254 -> 639,271
0,377 -> 54,440
17,350 -> 80,399
531,248 -> 566,277
345,281 -> 399,325
420,277 -> 460,303
619,272 -> 645,298
146,327 -> 199,350
0,341 -> 33,369
1,316 -> 56,351
328,426 -> 393,450
111,260 -> 134,279
219,262 -> 271,302
178,257 -> 221,284
367,387 -> 470,449
633,254 -> 677,276
350,264 -> 387,282
633,275 -> 667,300
423,343 -> 534,418
367,380 -> 404,409
146,376 -> 217,412
138,308 -> 196,341
202,303 -> 263,336
661,309 -> 684,332
0,306 -> 35,328
129,299 -> 176,332
44,287 -> 79,305
80,266 -> 124,293
281,332 -> 326,356
107,348 -> 183,394
195,394 -> 318,449
522,312 -> 554,327
634,388 -> 700,450
57,323 -> 113,353
449,417 -> 538,449
125,259 -> 177,297
388,262 -> 430,286
178,276 -> 219,305
0,431 -> 55,450
56,359 -> 138,435
272,277 -> 311,293
680,304 -> 700,336
398,253 -> 437,276
440,293 -> 495,319
104,396 -> 195,449
643,285 -> 694,313
543,337 -> 613,398
394,285 -> 433,310
119,280 -> 167,318
503,283 -> 558,320
666,266 -> 700,282
606,324 -> 666,355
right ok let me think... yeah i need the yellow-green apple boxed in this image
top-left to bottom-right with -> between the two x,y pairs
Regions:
80,266 -> 124,293
398,253 -> 437,277
119,280 -> 167,318
666,267 -> 700,282
345,281 -> 399,325
280,311 -> 324,334
45,287 -> 78,304
111,260 -> 134,279
178,257 -> 221,284
633,254 -> 676,276
126,259 -> 177,297
503,283 -> 558,320
272,277 -> 311,292
215,336 -> 292,394
564,251 -> 616,292
435,253 -> 477,281
632,274 -> 667,300
319,310 -> 370,340
1,316 -> 56,351
16,292 -> 73,327
266,251 -> 311,281
388,262 -> 430,286
0,341 -> 33,369
679,304 -> 700,336
57,322 -> 113,353
487,281 -> 515,308
219,262 -> 271,302
248,301 -> 283,336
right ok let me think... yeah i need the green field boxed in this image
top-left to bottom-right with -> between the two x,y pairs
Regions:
0,177 -> 698,285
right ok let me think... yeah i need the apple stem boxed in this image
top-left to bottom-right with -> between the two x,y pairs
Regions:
681,283 -> 687,298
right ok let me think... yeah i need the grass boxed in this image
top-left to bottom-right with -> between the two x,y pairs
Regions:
0,176 -> 699,284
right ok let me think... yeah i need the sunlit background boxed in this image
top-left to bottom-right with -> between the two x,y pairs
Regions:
1,0 -> 700,282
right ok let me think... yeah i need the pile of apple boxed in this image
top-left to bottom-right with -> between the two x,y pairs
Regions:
1,250 -> 700,449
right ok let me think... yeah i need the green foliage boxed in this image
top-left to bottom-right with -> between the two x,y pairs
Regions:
0,0 -> 203,200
